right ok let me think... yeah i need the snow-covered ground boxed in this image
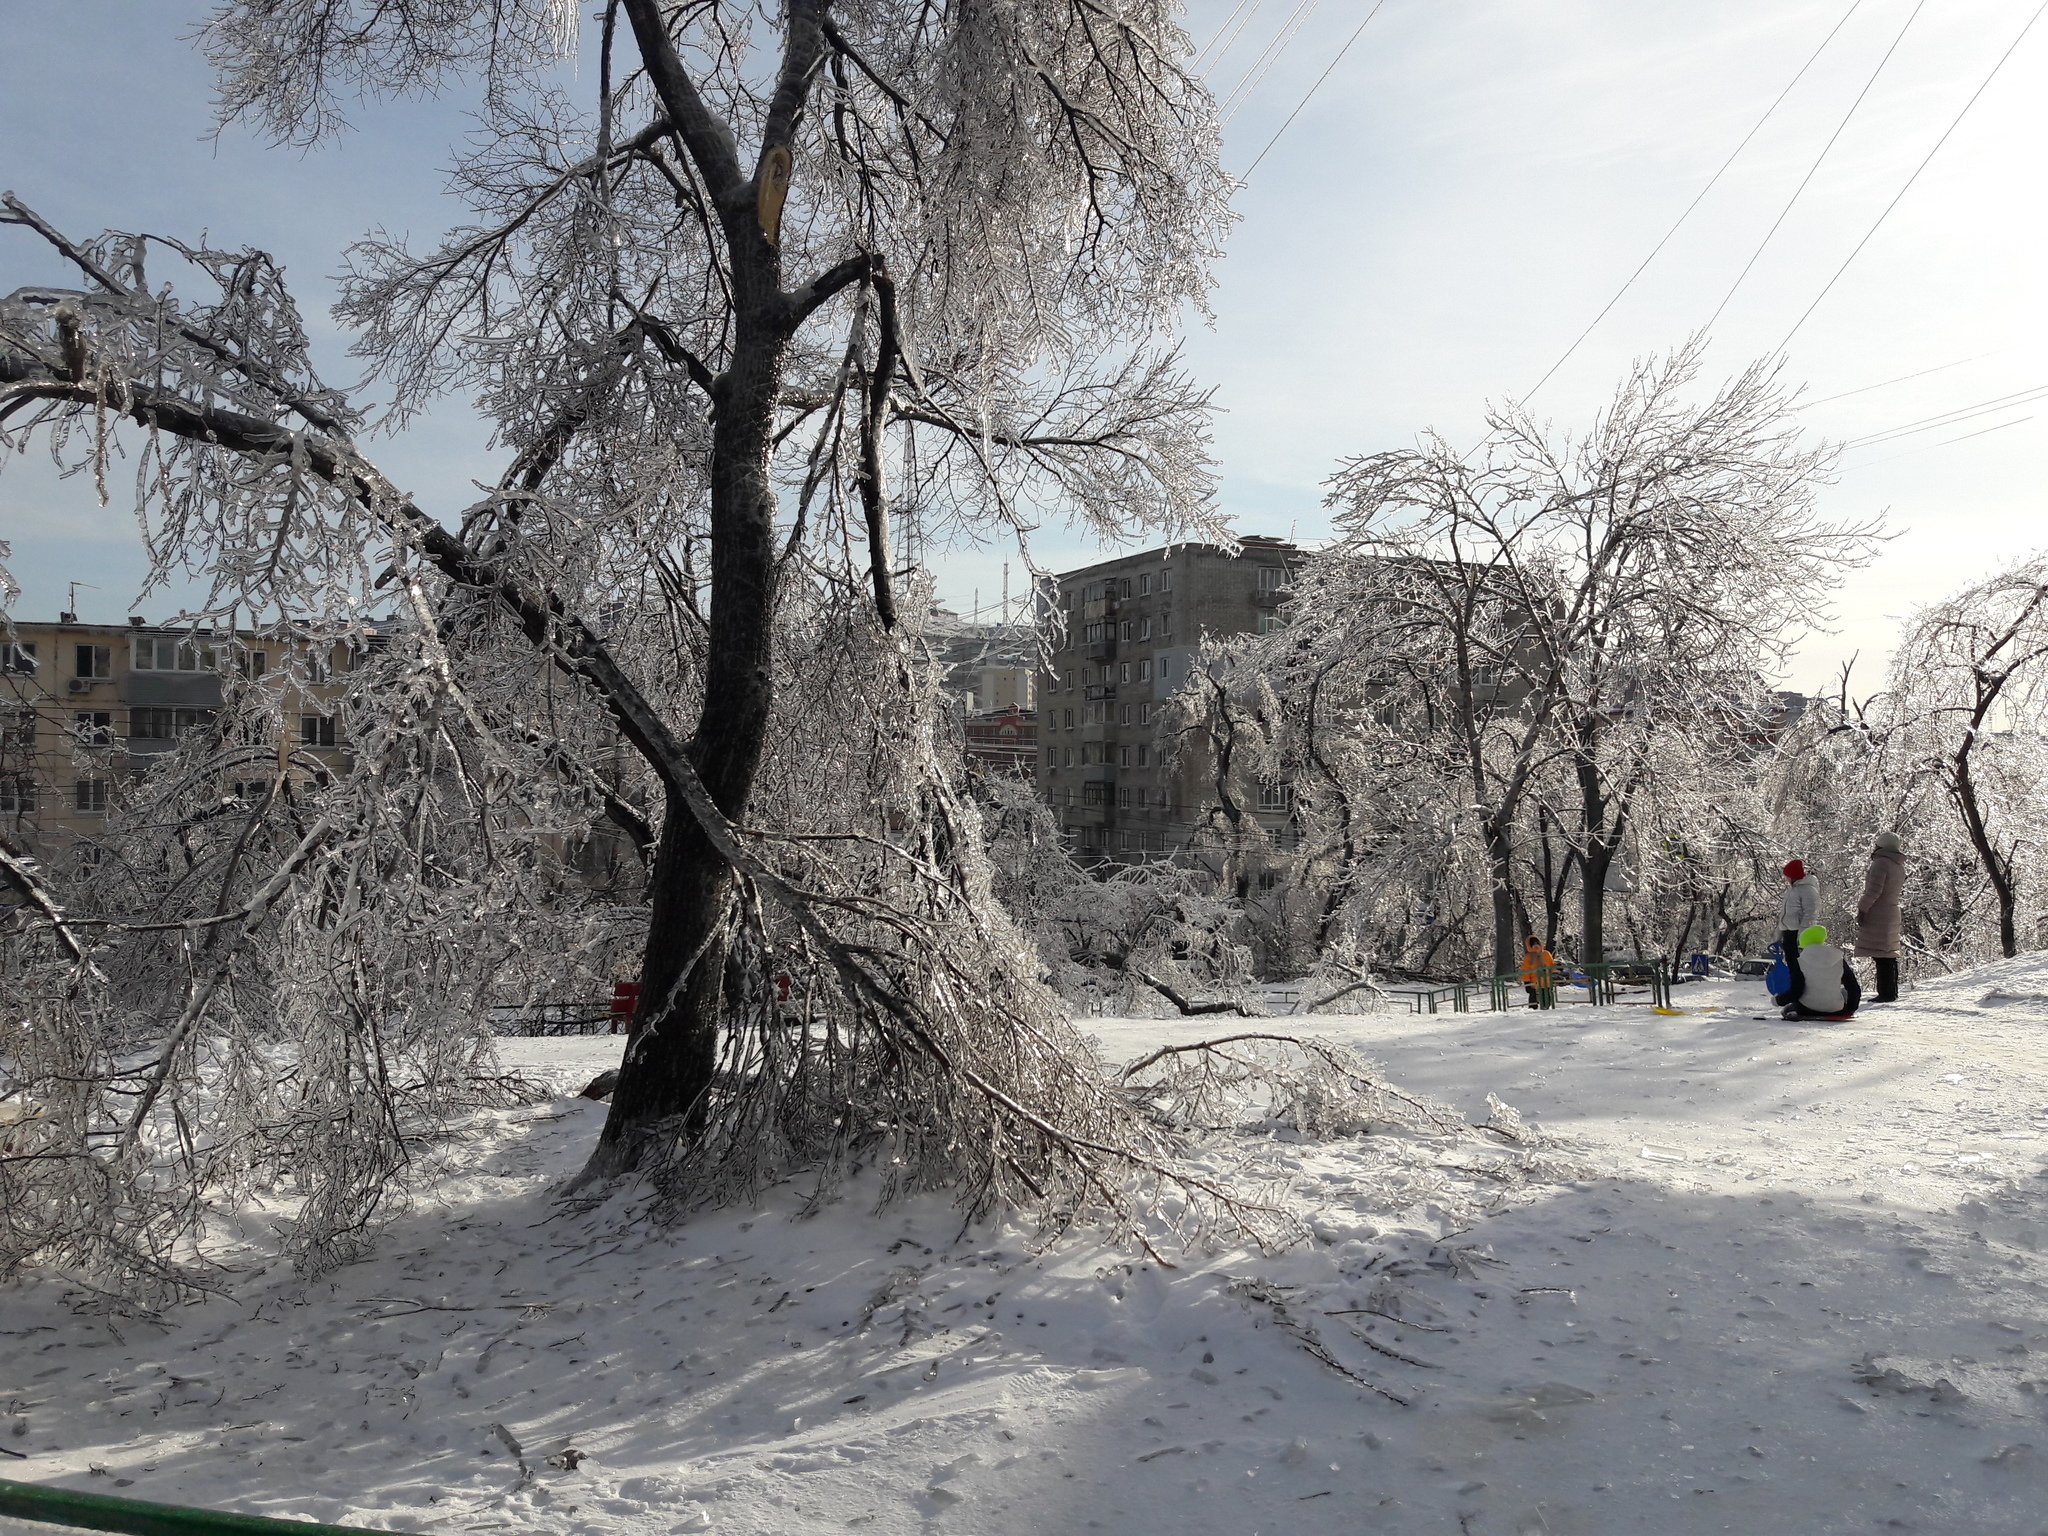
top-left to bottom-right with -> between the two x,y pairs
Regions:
5,963 -> 2047,1534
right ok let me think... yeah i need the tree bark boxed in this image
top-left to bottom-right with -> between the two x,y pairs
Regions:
582,0 -> 834,1175
1947,732 -> 2018,959
1576,748 -> 1612,968
1481,815 -> 1517,977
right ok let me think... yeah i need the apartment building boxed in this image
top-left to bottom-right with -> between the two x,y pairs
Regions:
1036,536 -> 1305,864
0,615 -> 366,869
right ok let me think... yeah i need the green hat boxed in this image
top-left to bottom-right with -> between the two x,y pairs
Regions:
1799,924 -> 1827,947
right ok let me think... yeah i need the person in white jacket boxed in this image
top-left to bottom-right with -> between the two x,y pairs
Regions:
1775,859 -> 1819,997
1782,924 -> 1862,1019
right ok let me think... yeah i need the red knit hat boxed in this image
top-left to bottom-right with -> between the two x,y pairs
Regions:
1783,859 -> 1805,881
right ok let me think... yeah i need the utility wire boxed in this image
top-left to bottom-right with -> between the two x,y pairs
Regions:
1196,0 -> 1269,76
1844,414 -> 2032,469
1523,0 -> 1866,402
1219,0 -> 1324,122
1245,0 -> 1389,176
1795,351 -> 1989,408
1778,0 -> 2048,348
1703,0 -> 1926,333
1844,381 -> 2048,448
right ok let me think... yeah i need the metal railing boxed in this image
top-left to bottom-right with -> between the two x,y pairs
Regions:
0,1478 -> 416,1536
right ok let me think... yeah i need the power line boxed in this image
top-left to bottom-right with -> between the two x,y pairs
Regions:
1794,351 -> 1990,408
1778,0 -> 2048,349
1523,0 -> 1866,402
1844,381 -> 2048,448
1703,0 -> 1926,333
1218,0 -> 1324,123
1196,0 -> 1269,76
1843,413 -> 2032,470
1244,0 -> 1389,176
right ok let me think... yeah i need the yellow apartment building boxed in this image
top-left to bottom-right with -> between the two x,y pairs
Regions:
0,615 -> 367,871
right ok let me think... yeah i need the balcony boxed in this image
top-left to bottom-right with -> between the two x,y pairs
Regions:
1250,586 -> 1288,609
1084,638 -> 1116,662
1083,683 -> 1117,701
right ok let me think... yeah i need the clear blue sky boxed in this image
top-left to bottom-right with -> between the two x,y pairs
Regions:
3,1 -> 2042,691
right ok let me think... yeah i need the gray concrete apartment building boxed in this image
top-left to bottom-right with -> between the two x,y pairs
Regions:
1036,536 -> 1305,862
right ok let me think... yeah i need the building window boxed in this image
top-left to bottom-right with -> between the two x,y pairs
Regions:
1138,658 -> 1152,681
74,711 -> 113,746
1257,779 -> 1295,812
0,776 -> 37,814
1118,662 -> 1130,684
1139,702 -> 1154,726
0,710 -> 34,750
1139,573 -> 1151,595
1120,620 -> 1133,641
300,714 -> 338,748
1136,744 -> 1149,768
1256,612 -> 1288,634
1257,565 -> 1285,591
1063,746 -> 1074,767
133,637 -> 220,672
1119,703 -> 1132,725
1121,830 -> 1139,850
239,650 -> 269,678
74,779 -> 109,814
1063,670 -> 1074,692
1161,569 -> 1173,592
1,642 -> 37,675
75,644 -> 112,679
1118,745 -> 1131,767
1045,747 -> 1056,769
1257,871 -> 1280,893
130,707 -> 218,741
1138,617 -> 1152,640
1063,709 -> 1074,730
1082,782 -> 1111,806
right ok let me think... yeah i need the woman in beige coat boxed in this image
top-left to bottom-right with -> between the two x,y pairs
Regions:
1855,832 -> 1907,1002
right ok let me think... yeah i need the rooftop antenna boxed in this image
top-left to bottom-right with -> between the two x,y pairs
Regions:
65,581 -> 99,622
1002,561 -> 1010,625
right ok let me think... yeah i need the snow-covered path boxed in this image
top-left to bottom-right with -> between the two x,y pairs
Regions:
4,964 -> 2045,1534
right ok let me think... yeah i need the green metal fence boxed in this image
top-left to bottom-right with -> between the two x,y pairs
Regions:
0,1479 -> 413,1536
1407,964 -> 1681,1014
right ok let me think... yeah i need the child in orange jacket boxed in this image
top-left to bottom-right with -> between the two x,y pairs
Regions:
1519,935 -> 1557,1008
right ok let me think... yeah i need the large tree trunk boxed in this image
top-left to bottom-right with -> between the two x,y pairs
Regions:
579,0 -> 832,1177
1483,815 -> 1517,976
1948,741 -> 2019,959
588,313 -> 789,1171
1579,845 -> 1611,968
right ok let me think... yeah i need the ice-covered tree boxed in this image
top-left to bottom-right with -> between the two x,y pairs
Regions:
1303,340 -> 1872,972
0,0 -> 1241,1286
1881,557 -> 2048,958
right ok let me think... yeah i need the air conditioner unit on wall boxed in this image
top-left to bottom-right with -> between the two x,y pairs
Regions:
66,678 -> 92,693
